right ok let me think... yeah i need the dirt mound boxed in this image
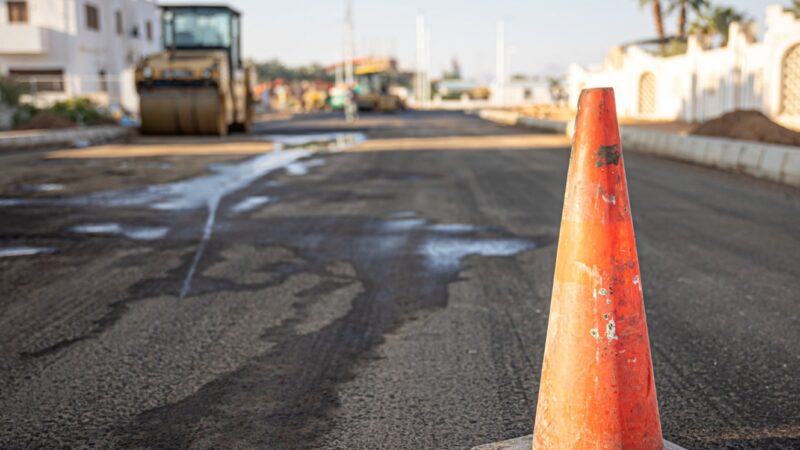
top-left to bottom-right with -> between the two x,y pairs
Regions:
15,111 -> 77,131
690,110 -> 800,146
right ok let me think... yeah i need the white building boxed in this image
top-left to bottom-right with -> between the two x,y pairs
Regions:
567,5 -> 800,129
491,79 -> 557,106
0,0 -> 160,113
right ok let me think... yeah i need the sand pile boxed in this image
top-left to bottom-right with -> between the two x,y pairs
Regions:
691,110 -> 800,146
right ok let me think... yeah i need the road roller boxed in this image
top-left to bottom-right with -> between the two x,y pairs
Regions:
135,5 -> 256,136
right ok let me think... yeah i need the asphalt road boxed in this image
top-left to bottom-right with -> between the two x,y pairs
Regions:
1,111 -> 798,449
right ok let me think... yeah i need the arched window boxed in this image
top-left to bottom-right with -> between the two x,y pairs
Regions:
781,44 -> 800,115
638,72 -> 656,115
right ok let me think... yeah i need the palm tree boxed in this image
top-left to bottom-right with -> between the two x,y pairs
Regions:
689,4 -> 749,46
667,0 -> 708,38
638,0 -> 666,39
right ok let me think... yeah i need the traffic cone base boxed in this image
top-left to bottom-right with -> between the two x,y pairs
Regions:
471,434 -> 686,450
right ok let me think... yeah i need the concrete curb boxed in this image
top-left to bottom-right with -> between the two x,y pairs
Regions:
471,434 -> 687,450
478,109 -> 800,188
0,125 -> 132,150
618,127 -> 800,187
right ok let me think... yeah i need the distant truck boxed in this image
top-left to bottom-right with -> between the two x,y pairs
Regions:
353,58 -> 405,112
326,57 -> 406,113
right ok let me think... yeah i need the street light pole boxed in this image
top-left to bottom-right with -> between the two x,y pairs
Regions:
416,12 -> 425,105
496,19 -> 505,106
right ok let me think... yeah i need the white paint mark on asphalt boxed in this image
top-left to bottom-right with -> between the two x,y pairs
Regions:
427,223 -> 478,233
418,237 -> 534,271
382,218 -> 426,231
231,195 -> 272,214
0,150 -> 312,212
71,223 -> 122,234
180,198 -> 218,299
0,246 -> 57,257
123,226 -> 169,241
268,132 -> 366,152
23,183 -> 64,192
285,158 -> 325,176
169,150 -> 312,299
0,149 -> 313,298
70,223 -> 169,241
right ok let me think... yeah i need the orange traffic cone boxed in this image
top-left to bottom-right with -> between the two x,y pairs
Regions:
532,88 -> 663,449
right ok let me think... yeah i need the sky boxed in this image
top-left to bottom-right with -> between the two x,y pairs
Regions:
170,0 -> 779,80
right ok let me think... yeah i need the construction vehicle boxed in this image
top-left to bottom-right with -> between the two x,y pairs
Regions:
353,58 -> 405,112
135,5 -> 256,136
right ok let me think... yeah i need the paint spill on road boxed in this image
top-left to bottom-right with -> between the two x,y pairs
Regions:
418,237 -> 534,271
0,134 -> 364,298
0,247 -> 57,257
70,223 -> 169,241
382,218 -> 427,231
22,184 -> 64,192
427,223 -> 478,233
285,159 -> 326,176
269,133 -> 365,152
372,214 -> 534,271
231,196 -> 272,214
0,149 -> 313,298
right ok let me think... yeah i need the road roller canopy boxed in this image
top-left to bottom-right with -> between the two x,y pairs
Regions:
161,5 -> 242,67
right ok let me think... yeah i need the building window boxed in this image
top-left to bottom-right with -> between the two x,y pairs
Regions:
98,70 -> 107,92
85,3 -> 100,31
638,72 -> 656,115
7,1 -> 28,23
146,20 -> 153,41
8,69 -> 65,93
781,44 -> 800,115
115,10 -> 123,35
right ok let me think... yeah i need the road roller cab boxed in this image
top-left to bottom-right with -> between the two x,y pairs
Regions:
135,5 -> 255,136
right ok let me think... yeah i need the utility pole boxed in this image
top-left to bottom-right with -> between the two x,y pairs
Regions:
496,19 -> 505,106
415,12 -> 426,106
344,0 -> 354,88
344,0 -> 356,121
425,25 -> 431,106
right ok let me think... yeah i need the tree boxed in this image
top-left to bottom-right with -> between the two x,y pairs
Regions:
689,4 -> 749,46
254,59 -> 333,83
639,0 -> 666,40
666,0 -> 708,38
0,76 -> 25,107
442,58 -> 462,80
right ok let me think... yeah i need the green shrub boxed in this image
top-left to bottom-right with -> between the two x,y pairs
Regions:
0,76 -> 26,107
13,103 -> 39,126
50,98 -> 104,124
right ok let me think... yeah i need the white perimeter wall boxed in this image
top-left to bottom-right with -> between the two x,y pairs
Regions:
567,5 -> 800,126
